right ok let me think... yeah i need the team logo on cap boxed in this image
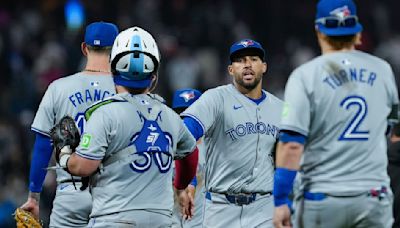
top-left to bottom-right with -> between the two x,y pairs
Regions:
179,91 -> 196,102
330,5 -> 351,19
94,40 -> 101,45
239,40 -> 254,47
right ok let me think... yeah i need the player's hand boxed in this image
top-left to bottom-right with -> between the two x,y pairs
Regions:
186,184 -> 196,201
20,192 -> 40,219
175,188 -> 194,220
273,204 -> 292,228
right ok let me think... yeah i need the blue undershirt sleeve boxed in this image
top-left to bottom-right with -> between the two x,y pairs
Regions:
28,132 -> 53,192
183,117 -> 204,141
279,130 -> 307,144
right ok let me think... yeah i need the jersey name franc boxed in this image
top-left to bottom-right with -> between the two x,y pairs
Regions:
69,89 -> 114,107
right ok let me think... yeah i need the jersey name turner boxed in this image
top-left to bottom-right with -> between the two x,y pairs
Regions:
323,67 -> 377,90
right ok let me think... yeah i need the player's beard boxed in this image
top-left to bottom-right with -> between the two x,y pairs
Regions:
234,73 -> 262,91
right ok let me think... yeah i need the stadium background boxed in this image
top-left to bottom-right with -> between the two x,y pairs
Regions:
0,0 -> 400,226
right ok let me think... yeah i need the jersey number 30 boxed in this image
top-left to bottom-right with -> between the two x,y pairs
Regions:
338,95 -> 369,141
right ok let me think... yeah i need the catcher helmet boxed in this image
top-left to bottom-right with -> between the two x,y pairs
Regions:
110,26 -> 160,88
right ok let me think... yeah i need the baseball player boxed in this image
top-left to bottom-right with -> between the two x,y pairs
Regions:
20,22 -> 119,227
182,39 -> 283,227
273,0 -> 398,227
388,123 -> 400,228
171,88 -> 205,228
56,26 -> 198,227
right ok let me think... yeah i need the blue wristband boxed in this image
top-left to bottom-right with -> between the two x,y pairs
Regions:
273,168 -> 297,207
190,176 -> 198,187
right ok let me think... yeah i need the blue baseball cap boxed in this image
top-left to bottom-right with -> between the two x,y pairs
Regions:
229,39 -> 265,62
84,22 -> 119,47
172,89 -> 202,109
315,0 -> 363,36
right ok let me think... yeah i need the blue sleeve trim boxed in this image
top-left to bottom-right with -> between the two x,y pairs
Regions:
29,132 -> 53,192
75,151 -> 103,160
273,168 -> 297,207
190,176 -> 198,187
280,125 -> 308,137
279,131 -> 307,144
183,116 -> 204,141
31,127 -> 50,137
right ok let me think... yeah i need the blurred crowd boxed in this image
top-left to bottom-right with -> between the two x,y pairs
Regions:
1,0 -> 400,226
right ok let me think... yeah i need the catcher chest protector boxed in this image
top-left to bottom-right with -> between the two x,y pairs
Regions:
129,114 -> 173,173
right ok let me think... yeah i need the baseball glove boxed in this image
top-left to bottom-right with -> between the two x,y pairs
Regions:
14,208 -> 42,228
50,115 -> 80,163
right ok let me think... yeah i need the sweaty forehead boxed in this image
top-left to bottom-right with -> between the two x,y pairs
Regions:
230,48 -> 264,62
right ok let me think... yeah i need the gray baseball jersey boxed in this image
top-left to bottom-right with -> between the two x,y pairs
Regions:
182,84 -> 283,194
31,72 -> 115,227
281,50 -> 399,194
31,72 -> 116,183
75,93 -> 197,218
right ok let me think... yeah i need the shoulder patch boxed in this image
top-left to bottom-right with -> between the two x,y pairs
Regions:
81,133 -> 92,149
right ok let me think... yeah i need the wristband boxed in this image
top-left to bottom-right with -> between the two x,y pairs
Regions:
273,167 -> 297,207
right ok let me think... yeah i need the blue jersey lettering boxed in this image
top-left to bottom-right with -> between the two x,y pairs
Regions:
225,122 -> 279,141
68,89 -> 114,107
323,67 -> 377,90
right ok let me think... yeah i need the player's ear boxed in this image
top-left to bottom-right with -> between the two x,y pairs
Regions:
148,74 -> 158,93
262,62 -> 267,74
355,33 -> 362,46
81,42 -> 88,56
227,64 -> 234,76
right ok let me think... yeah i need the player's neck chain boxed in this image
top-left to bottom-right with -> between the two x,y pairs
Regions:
83,69 -> 111,73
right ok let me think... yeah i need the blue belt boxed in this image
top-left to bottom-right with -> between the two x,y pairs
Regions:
303,191 -> 326,201
206,191 -> 271,205
304,186 -> 389,201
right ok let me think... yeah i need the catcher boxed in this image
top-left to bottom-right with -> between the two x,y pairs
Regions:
48,27 -> 198,227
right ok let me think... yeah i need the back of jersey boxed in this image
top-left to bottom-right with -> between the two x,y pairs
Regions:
31,72 -> 116,183
77,93 -> 196,217
282,50 -> 399,194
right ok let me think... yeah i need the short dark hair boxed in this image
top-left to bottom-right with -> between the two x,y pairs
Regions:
125,87 -> 148,95
324,34 -> 357,50
87,45 -> 112,54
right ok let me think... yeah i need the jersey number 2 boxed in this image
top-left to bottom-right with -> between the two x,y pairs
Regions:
338,95 -> 369,141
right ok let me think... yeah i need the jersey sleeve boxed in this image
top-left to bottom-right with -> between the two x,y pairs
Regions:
31,83 -> 57,136
181,89 -> 221,135
386,66 -> 399,122
75,108 -> 110,160
281,69 -> 311,136
175,118 -> 197,159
